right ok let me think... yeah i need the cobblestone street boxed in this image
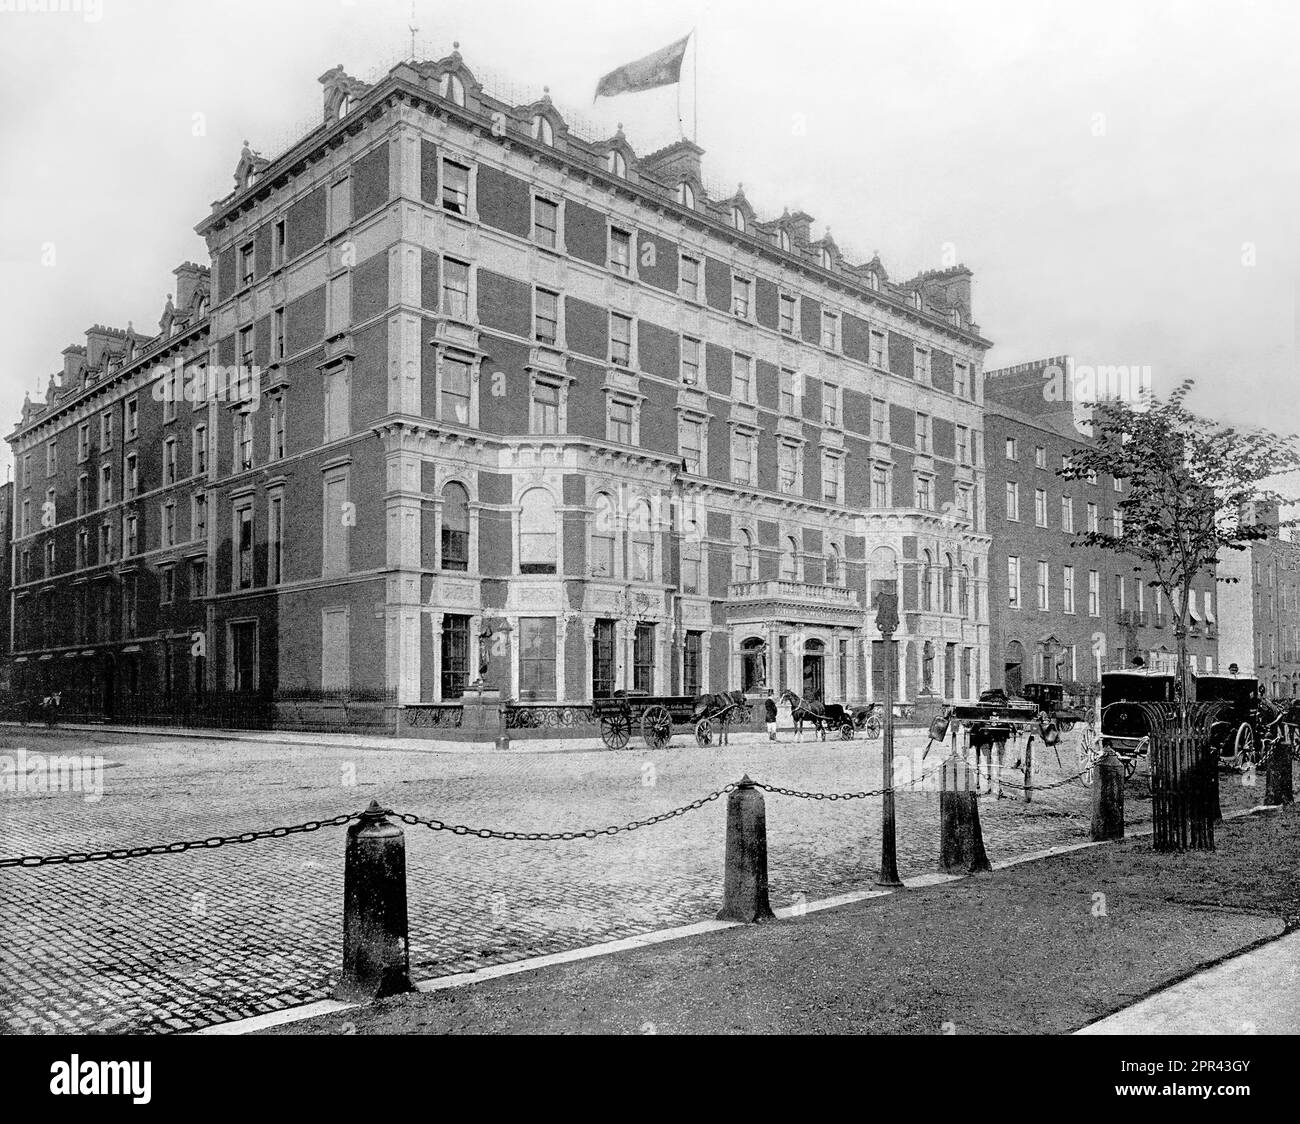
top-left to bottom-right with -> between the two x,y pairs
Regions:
0,723 -> 1266,1034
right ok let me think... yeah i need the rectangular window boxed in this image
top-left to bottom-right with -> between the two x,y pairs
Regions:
100,412 -> 112,451
1007,557 -> 1021,608
609,227 -> 632,275
633,622 -> 655,694
238,240 -> 254,287
1061,496 -> 1074,532
871,398 -> 888,441
164,438 -> 177,485
100,464 -> 112,507
322,472 -> 350,577
273,306 -> 285,360
731,432 -> 755,485
441,160 -> 469,214
680,255 -> 700,302
914,346 -> 930,381
681,336 -> 700,384
268,494 -> 284,585
268,401 -> 285,462
193,492 -> 207,540
821,310 -> 839,350
46,441 -> 57,477
590,517 -> 614,578
608,398 -> 634,445
778,442 -> 799,494
1113,509 -> 1124,536
683,631 -> 703,697
731,276 -> 751,318
1035,487 -> 1048,527
609,313 -> 632,366
329,178 -> 350,236
869,330 -> 886,369
442,258 -> 469,320
235,505 -> 254,588
1088,570 -> 1100,616
1005,482 -> 1019,521
780,369 -> 799,414
321,608 -> 349,690
956,425 -> 970,465
732,353 -> 753,403
915,413 -> 930,453
123,573 -> 138,638
76,475 -> 88,517
1087,502 -> 1099,533
441,357 -> 472,424
236,411 -> 254,471
518,617 -> 557,701
592,619 -> 616,698
126,397 -> 138,440
872,467 -> 889,508
324,367 -> 351,441
441,615 -> 471,700
78,423 -> 90,462
531,381 -> 561,435
534,288 -> 558,345
680,418 -> 703,475
533,197 -> 558,249
822,383 -> 839,426
1037,560 -> 1049,610
954,363 -> 969,397
778,293 -> 796,334
915,474 -> 932,510
822,452 -> 841,503
1005,437 -> 1017,460
191,557 -> 207,600
273,218 -> 286,267
162,502 -> 176,547
76,528 -> 88,568
160,565 -> 175,605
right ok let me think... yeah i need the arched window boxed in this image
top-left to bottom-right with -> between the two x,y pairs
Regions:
781,536 -> 799,581
731,206 -> 745,232
681,522 -> 702,594
734,528 -> 754,582
911,290 -> 923,310
677,181 -> 696,209
607,149 -> 626,177
195,298 -> 207,319
865,270 -> 879,291
336,95 -> 351,120
519,488 -> 556,574
532,115 -> 554,145
628,501 -> 653,582
779,229 -> 791,252
825,543 -> 841,586
439,72 -> 465,106
942,553 -> 955,613
441,483 -> 470,571
961,564 -> 972,619
820,246 -> 833,269
741,637 -> 766,691
921,550 -> 933,611
590,492 -> 617,578
949,308 -> 962,327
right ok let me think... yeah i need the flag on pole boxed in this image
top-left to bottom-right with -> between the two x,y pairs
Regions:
594,34 -> 691,101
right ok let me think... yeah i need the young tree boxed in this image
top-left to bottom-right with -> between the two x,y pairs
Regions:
1059,379 -> 1299,851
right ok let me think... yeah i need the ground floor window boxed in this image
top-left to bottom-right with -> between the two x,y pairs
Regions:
519,617 -> 556,700
684,631 -> 702,696
633,623 -> 655,694
838,639 -> 848,698
741,637 -> 765,692
441,614 -> 470,699
229,621 -> 258,693
592,619 -> 615,698
778,636 -> 789,694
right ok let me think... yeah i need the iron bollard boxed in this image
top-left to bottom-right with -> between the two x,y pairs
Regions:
939,755 -> 991,874
1265,738 -> 1294,806
716,776 -> 776,923
1091,748 -> 1125,841
334,800 -> 413,1003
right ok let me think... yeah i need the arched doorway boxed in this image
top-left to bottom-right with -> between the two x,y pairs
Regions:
1004,640 -> 1025,695
802,639 -> 825,701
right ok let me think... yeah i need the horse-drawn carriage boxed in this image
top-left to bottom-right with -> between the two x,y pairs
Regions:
778,690 -> 883,740
1019,682 -> 1088,732
930,689 -> 1060,794
591,690 -> 751,750
1197,674 -> 1269,769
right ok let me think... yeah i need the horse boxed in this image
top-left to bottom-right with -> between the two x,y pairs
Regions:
691,689 -> 747,745
780,688 -> 830,742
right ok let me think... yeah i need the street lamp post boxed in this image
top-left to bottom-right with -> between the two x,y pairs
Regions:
875,591 -> 903,888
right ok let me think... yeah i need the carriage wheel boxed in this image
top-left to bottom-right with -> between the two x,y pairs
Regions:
642,705 -> 672,749
1124,754 -> 1140,780
694,717 -> 713,747
865,713 -> 883,740
1232,724 -> 1258,771
600,713 -> 631,751
839,720 -> 855,741
1077,726 -> 1096,786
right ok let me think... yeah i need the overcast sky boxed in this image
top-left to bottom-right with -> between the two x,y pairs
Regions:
1,0 -> 1297,481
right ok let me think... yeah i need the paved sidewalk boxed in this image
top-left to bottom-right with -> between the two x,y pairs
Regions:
1079,929 -> 1300,1035
265,804 -> 1300,1035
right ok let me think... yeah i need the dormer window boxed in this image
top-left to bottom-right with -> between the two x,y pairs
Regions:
195,298 -> 207,319
246,169 -> 260,188
336,94 -> 351,120
949,308 -> 962,327
439,72 -> 466,106
820,246 -> 833,269
779,229 -> 791,252
866,270 -> 879,291
911,291 -> 923,310
532,115 -> 554,145
731,207 -> 745,232
677,181 -> 695,209
607,149 -> 627,177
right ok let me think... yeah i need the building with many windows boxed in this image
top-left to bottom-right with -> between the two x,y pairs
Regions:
8,49 -> 996,717
1218,502 -> 1300,698
984,357 -> 1219,693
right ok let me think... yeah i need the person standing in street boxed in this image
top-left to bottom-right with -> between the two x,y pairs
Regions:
765,689 -> 778,742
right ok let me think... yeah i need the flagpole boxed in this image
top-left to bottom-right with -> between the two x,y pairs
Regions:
693,26 -> 698,144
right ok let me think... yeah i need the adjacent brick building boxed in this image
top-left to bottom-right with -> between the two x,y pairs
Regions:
984,357 -> 1219,694
1217,502 -> 1300,699
8,48 -> 998,718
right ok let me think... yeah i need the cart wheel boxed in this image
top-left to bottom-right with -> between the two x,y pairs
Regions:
642,705 -> 672,749
694,717 -> 713,747
1124,754 -> 1139,780
1232,724 -> 1258,771
1077,726 -> 1096,786
839,720 -> 855,741
865,713 -> 883,740
601,713 -> 631,751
